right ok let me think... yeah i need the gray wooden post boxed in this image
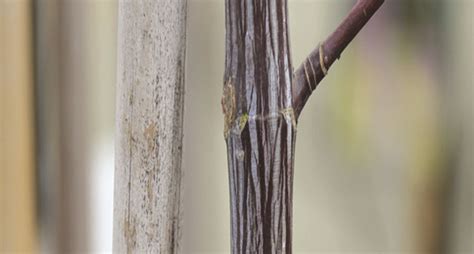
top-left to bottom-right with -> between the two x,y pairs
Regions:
113,1 -> 187,253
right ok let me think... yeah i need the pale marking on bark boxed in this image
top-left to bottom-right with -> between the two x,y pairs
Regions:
228,108 -> 297,137
237,150 -> 245,161
222,80 -> 236,138
307,57 -> 317,90
238,113 -> 249,133
303,61 -> 313,92
280,107 -> 297,128
319,43 -> 328,75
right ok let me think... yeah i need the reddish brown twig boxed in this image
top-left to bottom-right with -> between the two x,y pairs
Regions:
293,0 -> 384,117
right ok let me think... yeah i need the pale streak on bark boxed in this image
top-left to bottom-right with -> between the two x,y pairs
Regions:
113,0 -> 187,253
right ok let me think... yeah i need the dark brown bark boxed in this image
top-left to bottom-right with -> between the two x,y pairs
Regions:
223,1 -> 295,253
223,0 -> 384,253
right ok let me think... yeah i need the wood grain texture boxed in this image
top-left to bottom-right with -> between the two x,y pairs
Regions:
113,0 -> 187,253
223,1 -> 296,253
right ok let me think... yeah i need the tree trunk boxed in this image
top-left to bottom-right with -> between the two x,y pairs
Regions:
113,1 -> 187,253
223,0 -> 384,253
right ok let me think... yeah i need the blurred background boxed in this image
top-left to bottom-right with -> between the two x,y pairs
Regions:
0,0 -> 472,253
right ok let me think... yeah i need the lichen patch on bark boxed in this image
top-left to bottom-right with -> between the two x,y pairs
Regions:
221,80 -> 236,138
238,113 -> 249,132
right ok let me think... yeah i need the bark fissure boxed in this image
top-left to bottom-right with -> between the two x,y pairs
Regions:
224,0 -> 384,253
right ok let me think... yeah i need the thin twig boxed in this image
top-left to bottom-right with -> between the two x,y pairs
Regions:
293,0 -> 384,117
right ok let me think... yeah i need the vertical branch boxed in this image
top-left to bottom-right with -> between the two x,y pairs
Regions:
223,0 -> 296,253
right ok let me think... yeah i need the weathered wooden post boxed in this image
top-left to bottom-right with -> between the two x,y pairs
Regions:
113,1 -> 187,253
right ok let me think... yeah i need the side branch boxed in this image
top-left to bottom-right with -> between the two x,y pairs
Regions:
293,0 -> 384,117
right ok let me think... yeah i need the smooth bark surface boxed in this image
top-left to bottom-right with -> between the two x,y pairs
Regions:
113,1 -> 187,253
223,0 -> 384,253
